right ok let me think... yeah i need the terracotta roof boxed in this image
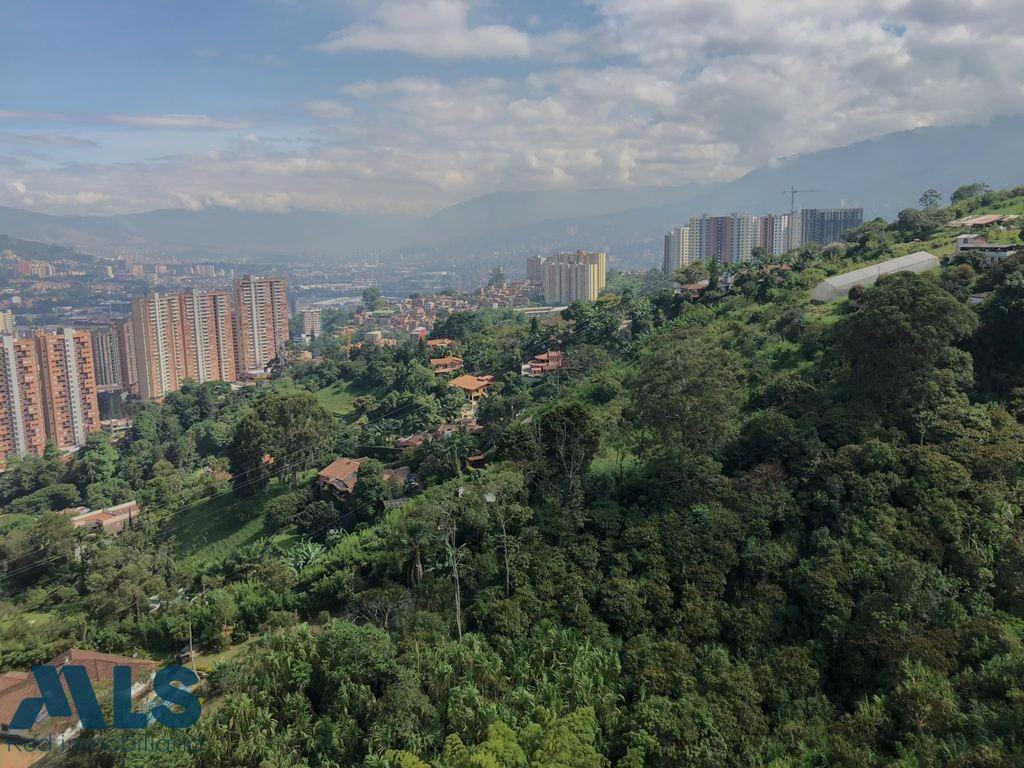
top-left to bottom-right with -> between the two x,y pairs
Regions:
430,355 -> 464,369
449,374 -> 494,393
69,501 -> 141,531
396,433 -> 428,448
317,457 -> 361,494
956,214 -> 1004,227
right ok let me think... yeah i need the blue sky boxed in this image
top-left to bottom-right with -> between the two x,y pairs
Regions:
2,0 -> 1022,215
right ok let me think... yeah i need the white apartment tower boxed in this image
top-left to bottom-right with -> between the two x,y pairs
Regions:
663,227 -> 691,273
542,251 -> 607,304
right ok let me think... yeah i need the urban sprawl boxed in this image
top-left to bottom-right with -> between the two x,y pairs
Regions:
1,204 -> 866,468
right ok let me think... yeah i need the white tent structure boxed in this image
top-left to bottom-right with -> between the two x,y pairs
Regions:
811,251 -> 940,302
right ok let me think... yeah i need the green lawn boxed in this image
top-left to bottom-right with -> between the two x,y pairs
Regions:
194,637 -> 258,672
170,480 -> 300,565
0,610 -> 51,634
315,381 -> 357,415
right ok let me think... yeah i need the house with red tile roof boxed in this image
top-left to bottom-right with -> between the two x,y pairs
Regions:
317,458 -> 417,500
449,374 -> 494,401
430,356 -> 464,374
523,350 -> 567,377
316,457 -> 361,500
68,501 -> 141,536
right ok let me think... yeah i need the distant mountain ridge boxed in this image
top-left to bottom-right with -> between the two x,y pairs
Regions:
2,115 -> 1023,264
0,234 -> 90,262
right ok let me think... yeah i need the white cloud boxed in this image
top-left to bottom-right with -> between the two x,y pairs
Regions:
5,0 -> 1024,215
105,113 -> 246,130
314,0 -> 531,58
0,132 -> 98,148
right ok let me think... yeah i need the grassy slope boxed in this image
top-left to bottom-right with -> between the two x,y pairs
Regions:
267,376 -> 358,417
891,192 -> 1024,260
170,480 -> 299,565
315,381 -> 357,415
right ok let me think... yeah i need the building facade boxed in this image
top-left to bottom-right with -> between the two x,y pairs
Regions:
0,310 -> 14,335
181,289 -> 237,384
758,213 -> 793,257
800,208 -> 864,245
90,326 -> 123,388
132,290 -> 243,399
131,293 -> 188,401
116,318 -> 138,394
526,255 -> 546,285
234,276 -> 289,373
301,308 -> 323,339
33,328 -> 102,452
688,214 -> 761,264
0,334 -> 45,464
542,252 -> 607,304
662,226 -> 691,273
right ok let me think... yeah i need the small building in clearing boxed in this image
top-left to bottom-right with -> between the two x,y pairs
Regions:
522,350 -> 567,377
426,338 -> 456,350
811,251 -> 940,302
68,501 -> 141,536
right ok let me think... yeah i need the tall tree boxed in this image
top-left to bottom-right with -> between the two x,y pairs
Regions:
829,272 -> 977,425
918,188 -> 942,209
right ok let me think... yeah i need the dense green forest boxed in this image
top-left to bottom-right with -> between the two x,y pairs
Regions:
3,183 -> 1024,766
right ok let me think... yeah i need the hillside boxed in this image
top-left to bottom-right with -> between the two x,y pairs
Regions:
0,233 -> 93,263
3,185 -> 1024,766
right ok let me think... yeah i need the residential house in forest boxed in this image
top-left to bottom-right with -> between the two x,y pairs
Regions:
449,374 -> 494,401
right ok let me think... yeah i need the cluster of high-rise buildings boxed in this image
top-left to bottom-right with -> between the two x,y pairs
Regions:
0,329 -> 101,464
121,275 -> 289,399
663,208 -> 864,273
527,251 -> 608,304
0,275 -> 288,465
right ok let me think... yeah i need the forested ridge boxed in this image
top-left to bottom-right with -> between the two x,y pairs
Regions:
3,185 -> 1024,766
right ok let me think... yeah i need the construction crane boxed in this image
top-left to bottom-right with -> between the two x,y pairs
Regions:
783,186 -> 825,250
783,186 -> 826,216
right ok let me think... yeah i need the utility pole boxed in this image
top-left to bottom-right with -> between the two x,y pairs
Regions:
187,618 -> 198,677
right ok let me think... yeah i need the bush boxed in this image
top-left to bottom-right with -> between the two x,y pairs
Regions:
263,488 -> 313,530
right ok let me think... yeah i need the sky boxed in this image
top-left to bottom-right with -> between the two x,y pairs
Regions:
1,0 -> 1023,216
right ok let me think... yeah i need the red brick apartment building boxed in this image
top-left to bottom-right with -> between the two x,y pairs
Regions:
0,335 -> 47,464
131,289 -> 239,400
180,288 -> 237,384
0,330 -> 100,466
234,275 -> 289,374
35,329 -> 102,452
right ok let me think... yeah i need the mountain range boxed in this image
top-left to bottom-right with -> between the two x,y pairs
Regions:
2,115 -> 1023,267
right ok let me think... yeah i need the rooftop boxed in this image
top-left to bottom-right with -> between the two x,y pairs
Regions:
317,457 -> 361,494
449,374 -> 495,393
